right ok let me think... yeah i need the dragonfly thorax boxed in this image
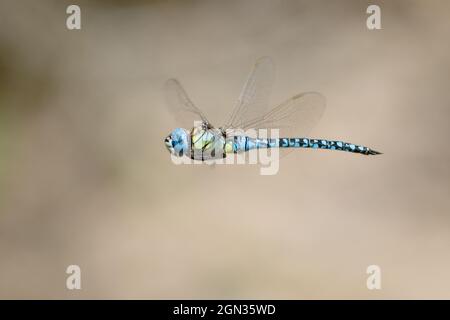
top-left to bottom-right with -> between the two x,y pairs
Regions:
190,125 -> 227,160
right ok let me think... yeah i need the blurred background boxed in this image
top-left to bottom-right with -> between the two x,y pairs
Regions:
0,0 -> 450,299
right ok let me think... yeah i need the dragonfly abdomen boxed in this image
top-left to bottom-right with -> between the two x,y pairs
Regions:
232,136 -> 381,156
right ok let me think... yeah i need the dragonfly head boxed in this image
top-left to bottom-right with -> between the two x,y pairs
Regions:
164,128 -> 190,157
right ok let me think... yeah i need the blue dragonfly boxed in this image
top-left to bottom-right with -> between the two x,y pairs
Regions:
164,57 -> 381,161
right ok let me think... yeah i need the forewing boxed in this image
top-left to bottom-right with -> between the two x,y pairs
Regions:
223,57 -> 275,130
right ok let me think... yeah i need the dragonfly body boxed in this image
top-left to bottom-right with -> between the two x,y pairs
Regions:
164,57 -> 381,162
165,123 -> 380,161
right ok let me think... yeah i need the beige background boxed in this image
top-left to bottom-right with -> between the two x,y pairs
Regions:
0,0 -> 449,299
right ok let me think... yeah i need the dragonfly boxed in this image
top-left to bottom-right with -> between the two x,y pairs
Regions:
164,57 -> 381,161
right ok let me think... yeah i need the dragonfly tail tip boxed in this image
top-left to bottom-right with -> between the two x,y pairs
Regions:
368,149 -> 382,155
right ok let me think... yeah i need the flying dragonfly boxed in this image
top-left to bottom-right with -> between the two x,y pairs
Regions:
164,57 -> 381,161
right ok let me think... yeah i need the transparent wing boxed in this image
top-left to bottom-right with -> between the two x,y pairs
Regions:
223,56 -> 275,130
164,78 -> 210,129
242,92 -> 325,134
226,92 -> 326,158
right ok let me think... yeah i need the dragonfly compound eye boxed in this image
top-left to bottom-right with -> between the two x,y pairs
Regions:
169,128 -> 190,156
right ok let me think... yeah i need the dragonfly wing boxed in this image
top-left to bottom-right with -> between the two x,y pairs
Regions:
223,57 -> 275,130
239,92 -> 326,158
241,92 -> 326,134
164,78 -> 210,129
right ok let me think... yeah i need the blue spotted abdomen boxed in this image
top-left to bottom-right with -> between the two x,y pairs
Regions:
232,136 -> 380,155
